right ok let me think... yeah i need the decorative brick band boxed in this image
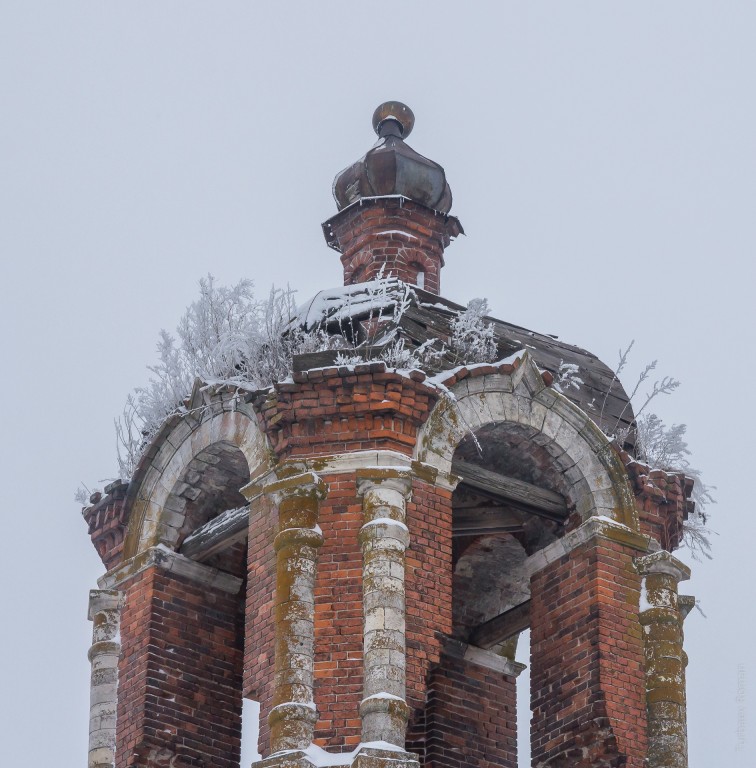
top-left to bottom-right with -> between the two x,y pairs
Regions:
357,470 -> 413,748
264,472 -> 327,753
636,551 -> 692,768
276,451 -> 459,492
87,589 -> 122,768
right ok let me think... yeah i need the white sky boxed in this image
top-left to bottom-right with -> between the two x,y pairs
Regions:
1,3 -> 753,766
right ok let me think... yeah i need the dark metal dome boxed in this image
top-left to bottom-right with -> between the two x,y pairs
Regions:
332,101 -> 453,214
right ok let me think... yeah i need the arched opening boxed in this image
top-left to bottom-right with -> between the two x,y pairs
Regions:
409,261 -> 425,289
154,440 -> 253,768
424,420 -> 574,768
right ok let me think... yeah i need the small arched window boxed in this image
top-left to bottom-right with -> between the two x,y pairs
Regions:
410,262 -> 425,289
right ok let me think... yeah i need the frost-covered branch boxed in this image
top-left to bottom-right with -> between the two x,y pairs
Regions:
449,298 -> 497,364
600,343 -> 715,559
635,413 -> 716,559
114,275 -> 342,479
554,361 -> 584,394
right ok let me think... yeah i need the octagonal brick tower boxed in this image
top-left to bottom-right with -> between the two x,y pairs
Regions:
82,103 -> 697,768
323,101 -> 463,294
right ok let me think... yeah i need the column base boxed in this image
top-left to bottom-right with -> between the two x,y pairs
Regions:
252,744 -> 419,768
351,745 -> 420,768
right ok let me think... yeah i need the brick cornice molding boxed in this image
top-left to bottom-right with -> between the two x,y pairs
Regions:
443,638 -> 526,678
97,544 -> 243,594
525,515 -> 656,578
635,549 -> 691,582
243,450 -> 459,493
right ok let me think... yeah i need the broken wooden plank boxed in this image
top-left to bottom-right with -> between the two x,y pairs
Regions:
452,459 -> 567,520
180,504 -> 251,561
453,510 -> 525,537
470,600 -> 531,649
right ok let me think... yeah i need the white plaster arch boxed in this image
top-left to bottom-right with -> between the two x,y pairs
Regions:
414,353 -> 638,530
123,384 -> 271,559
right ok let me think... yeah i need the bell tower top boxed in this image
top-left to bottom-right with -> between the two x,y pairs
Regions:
332,101 -> 453,214
324,102 -> 462,295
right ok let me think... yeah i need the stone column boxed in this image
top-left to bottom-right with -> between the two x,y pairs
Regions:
357,471 -> 412,748
87,589 -> 121,768
265,472 -> 326,753
636,551 -> 692,768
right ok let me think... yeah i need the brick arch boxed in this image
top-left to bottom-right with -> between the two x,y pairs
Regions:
414,352 -> 638,530
122,386 -> 271,559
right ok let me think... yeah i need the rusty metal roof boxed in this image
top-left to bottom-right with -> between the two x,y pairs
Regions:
332,102 -> 453,214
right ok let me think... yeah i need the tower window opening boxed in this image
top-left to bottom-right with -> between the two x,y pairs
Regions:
410,262 -> 425,289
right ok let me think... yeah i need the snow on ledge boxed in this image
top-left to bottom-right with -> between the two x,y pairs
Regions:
273,740 -> 406,767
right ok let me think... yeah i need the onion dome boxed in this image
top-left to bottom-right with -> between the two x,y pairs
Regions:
332,101 -> 453,214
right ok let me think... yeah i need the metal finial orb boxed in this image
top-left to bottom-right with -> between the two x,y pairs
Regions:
372,101 -> 415,138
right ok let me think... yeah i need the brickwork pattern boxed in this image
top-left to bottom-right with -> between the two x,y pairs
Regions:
117,567 -> 244,768
620,449 -> 694,551
313,473 -> 366,750
84,481 -> 131,570
423,652 -> 517,768
530,536 -> 647,768
404,482 -> 454,728
310,476 -> 454,753
244,493 -> 279,756
325,199 -> 461,295
254,364 -> 438,461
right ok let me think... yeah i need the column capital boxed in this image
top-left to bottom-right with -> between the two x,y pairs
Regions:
635,550 -> 691,582
245,470 -> 326,505
87,589 -> 122,620
356,468 -> 413,497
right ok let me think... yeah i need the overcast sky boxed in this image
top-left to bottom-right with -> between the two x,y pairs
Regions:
1,3 -> 754,766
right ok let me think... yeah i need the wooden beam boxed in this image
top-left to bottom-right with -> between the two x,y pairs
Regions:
470,600 -> 531,649
452,459 -> 567,521
180,504 -> 250,561
453,510 -> 524,537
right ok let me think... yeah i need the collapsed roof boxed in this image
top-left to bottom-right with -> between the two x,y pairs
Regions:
289,278 -> 635,443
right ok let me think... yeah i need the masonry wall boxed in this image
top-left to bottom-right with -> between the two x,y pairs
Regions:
243,494 -> 278,756
404,481 -> 454,742
313,472 -> 365,750
117,568 -> 244,768
307,476 -> 455,752
530,536 -> 647,768
325,199 -> 461,295
255,364 -> 438,461
422,652 -> 517,768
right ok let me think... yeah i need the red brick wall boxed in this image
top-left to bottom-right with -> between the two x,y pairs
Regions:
313,473 -> 365,750
243,495 -> 277,756
530,537 -> 647,768
117,567 -> 244,768
308,476 -> 454,752
83,480 -> 130,570
618,448 -> 694,552
405,482 -> 454,729
255,364 -> 438,461
326,199 -> 460,295
421,652 -> 518,768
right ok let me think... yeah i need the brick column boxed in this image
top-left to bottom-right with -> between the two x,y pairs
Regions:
100,547 -> 244,768
87,589 -> 121,768
527,516 -> 651,768
636,551 -> 692,768
357,471 -> 412,748
265,472 -> 326,753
